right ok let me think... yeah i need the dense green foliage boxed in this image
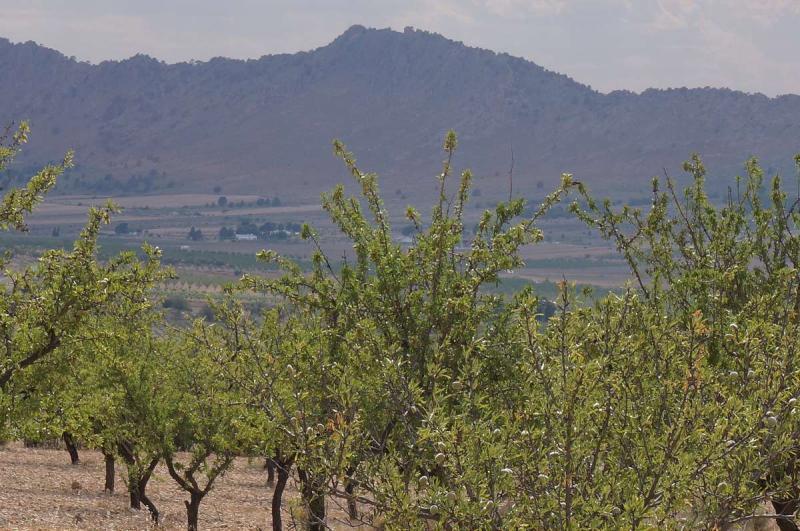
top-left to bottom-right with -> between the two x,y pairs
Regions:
0,123 -> 164,428
5,123 -> 800,530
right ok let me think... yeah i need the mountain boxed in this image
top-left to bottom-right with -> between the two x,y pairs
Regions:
1,25 -> 799,203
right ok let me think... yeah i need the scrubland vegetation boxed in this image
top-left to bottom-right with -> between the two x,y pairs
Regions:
4,122 -> 800,530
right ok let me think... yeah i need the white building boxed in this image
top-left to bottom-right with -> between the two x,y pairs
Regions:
235,233 -> 258,241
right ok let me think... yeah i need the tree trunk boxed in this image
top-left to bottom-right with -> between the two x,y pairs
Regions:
271,455 -> 293,531
62,431 -> 79,465
265,457 -> 276,487
297,468 -> 326,531
186,491 -> 203,531
762,468 -> 800,531
344,472 -> 358,520
772,499 -> 800,531
128,475 -> 141,510
118,443 -> 159,522
119,445 -> 141,510
138,457 -> 160,523
306,488 -> 326,531
103,451 -> 115,492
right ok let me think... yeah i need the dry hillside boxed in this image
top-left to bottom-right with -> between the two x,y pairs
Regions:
1,25 -> 799,204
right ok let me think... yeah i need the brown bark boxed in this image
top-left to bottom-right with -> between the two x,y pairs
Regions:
0,331 -> 60,389
102,451 -> 115,492
118,443 -> 159,522
164,454 -> 233,531
62,432 -> 79,465
297,468 -> 326,531
186,491 -> 202,531
772,499 -> 800,531
271,454 -> 294,531
265,457 -> 276,486
128,480 -> 141,509
344,465 -> 358,520
345,483 -> 358,519
138,460 -> 160,523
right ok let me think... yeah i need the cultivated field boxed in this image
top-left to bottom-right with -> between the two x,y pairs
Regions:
9,192 -> 632,291
0,443 -> 369,530
0,443 -> 783,530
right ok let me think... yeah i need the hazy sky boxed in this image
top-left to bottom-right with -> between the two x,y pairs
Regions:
2,0 -> 799,96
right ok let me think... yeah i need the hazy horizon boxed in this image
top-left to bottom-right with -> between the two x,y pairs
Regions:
2,1 -> 799,97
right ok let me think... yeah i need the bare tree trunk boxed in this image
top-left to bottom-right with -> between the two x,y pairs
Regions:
138,458 -> 160,523
297,468 -> 326,531
62,431 -> 79,465
271,454 -> 294,531
119,445 -> 140,509
186,491 -> 203,531
345,465 -> 358,520
128,470 -> 141,509
772,499 -> 800,531
102,451 -> 115,492
118,443 -> 159,522
265,457 -> 276,487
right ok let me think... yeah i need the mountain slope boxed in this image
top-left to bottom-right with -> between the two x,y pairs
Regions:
1,25 -> 799,203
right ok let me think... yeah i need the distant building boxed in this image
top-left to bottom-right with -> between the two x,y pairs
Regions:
235,233 -> 258,241
179,245 -> 191,251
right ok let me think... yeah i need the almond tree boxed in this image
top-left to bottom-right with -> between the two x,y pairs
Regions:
561,154 -> 800,528
0,122 -> 171,521
414,154 -> 800,528
197,299 -> 362,531
0,121 -> 164,436
89,316 -> 169,519
220,131 -> 574,528
154,329 -> 243,531
228,131 -> 800,529
31,306 -> 168,520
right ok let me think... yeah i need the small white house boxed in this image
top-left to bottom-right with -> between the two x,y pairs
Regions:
235,233 -> 258,241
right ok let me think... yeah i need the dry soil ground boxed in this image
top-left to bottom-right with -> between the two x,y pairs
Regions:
0,443 -> 366,530
0,443 -> 786,530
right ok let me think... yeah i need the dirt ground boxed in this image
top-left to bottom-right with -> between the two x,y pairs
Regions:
0,442 -> 788,530
0,443 -> 368,530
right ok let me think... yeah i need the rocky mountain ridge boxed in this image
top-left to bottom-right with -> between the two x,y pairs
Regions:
2,25 -> 798,202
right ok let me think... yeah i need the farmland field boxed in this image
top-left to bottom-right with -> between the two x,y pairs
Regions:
0,443 -> 368,530
6,192 -> 631,293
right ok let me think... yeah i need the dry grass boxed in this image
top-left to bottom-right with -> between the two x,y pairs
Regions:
0,443 -> 369,530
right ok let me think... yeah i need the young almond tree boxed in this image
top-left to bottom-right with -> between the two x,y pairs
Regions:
203,301 -> 298,531
154,328 -> 244,531
351,153 -> 800,529
563,154 -> 800,528
65,309 -> 170,521
227,130 -> 800,529
227,131 -> 575,528
0,121 -> 164,437
199,299 -> 363,531
406,155 -> 800,529
8,242 -> 169,515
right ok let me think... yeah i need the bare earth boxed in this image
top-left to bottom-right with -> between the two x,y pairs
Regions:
0,443 -> 364,530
